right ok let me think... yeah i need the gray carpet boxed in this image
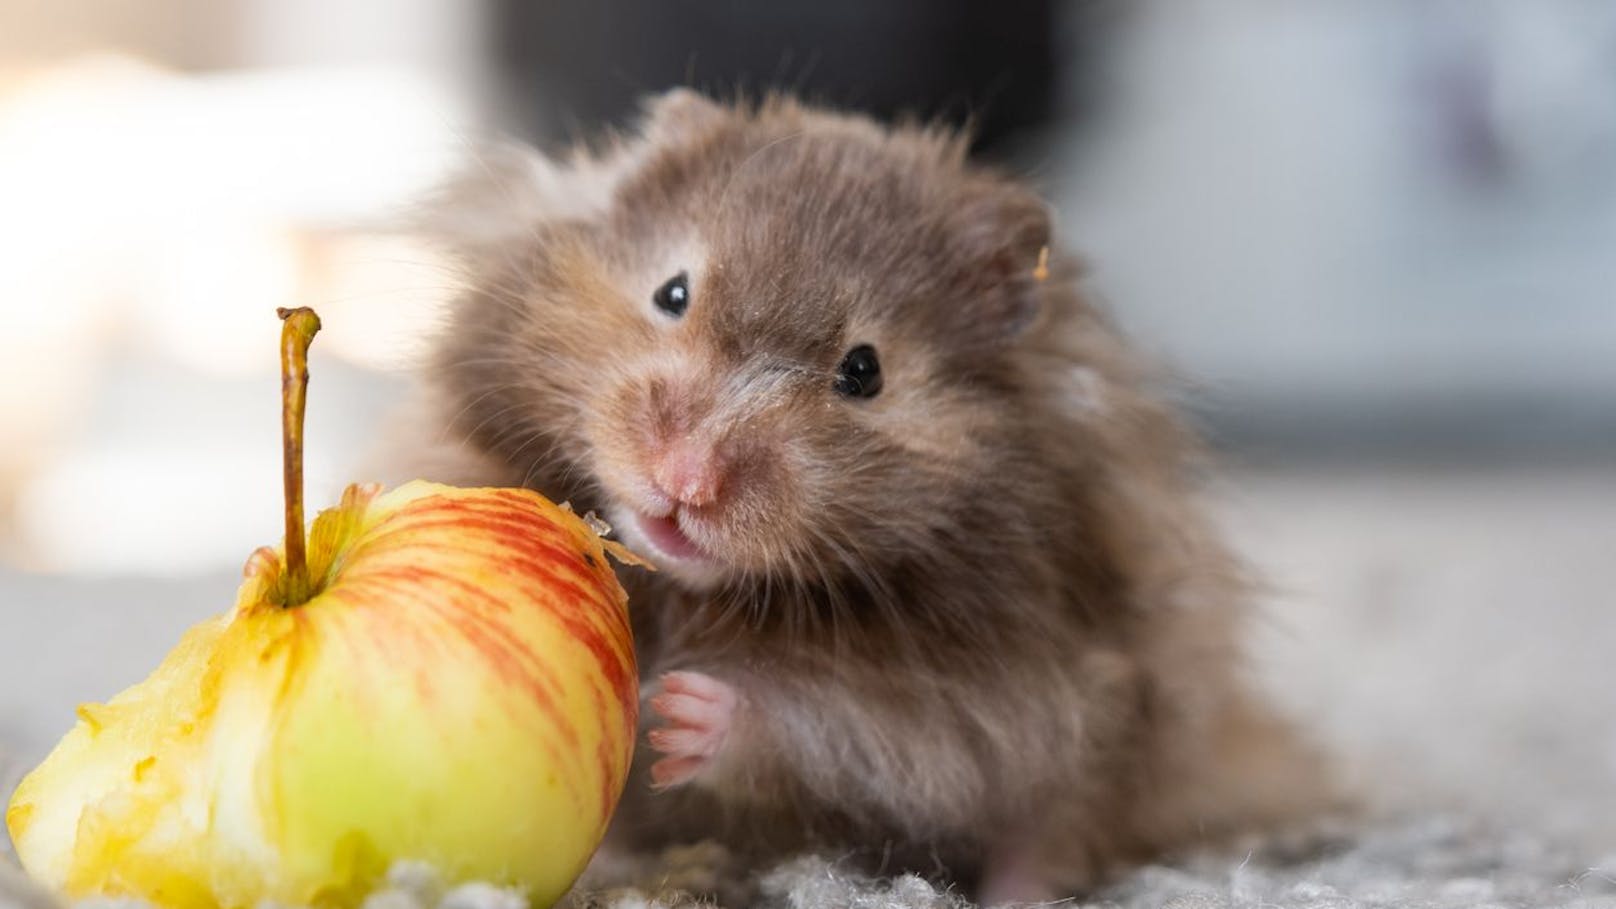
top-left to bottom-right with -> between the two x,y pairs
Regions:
5,817 -> 1614,909
565,817 -> 1616,908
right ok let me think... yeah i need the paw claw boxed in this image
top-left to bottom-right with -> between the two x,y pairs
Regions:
649,755 -> 709,789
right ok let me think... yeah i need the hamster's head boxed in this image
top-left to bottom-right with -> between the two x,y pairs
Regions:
433,92 -> 1054,594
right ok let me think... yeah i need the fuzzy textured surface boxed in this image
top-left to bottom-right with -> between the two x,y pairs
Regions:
4,817 -> 1616,909
4,467 -> 1615,908
567,817 -> 1616,908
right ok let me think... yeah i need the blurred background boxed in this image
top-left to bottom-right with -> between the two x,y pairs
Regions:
2,0 -> 1614,860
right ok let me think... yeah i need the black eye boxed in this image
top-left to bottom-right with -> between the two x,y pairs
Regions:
653,271 -> 690,317
833,344 -> 882,399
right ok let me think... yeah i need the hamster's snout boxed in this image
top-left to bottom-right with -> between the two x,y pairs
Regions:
639,371 -> 738,512
634,434 -> 738,571
594,363 -> 786,579
650,438 -> 727,509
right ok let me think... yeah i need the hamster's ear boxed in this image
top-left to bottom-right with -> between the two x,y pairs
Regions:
640,88 -> 730,144
415,141 -> 621,267
950,185 -> 1054,341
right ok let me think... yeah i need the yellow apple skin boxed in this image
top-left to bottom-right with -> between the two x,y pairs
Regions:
6,481 -> 640,909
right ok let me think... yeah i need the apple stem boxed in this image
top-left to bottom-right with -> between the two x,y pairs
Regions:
277,307 -> 322,607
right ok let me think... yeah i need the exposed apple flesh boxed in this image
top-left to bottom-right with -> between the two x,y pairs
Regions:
6,309 -> 642,909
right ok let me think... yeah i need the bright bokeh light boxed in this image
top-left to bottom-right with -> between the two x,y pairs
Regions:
0,55 -> 471,574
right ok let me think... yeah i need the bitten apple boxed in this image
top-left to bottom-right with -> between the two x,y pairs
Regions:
6,308 -> 643,909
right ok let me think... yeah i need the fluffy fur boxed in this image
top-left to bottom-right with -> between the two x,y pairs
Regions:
396,91 -> 1328,897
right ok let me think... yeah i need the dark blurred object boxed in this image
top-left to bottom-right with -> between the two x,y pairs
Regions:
489,0 -> 1092,159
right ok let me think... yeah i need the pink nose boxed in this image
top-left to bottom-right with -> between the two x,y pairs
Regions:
652,441 -> 726,507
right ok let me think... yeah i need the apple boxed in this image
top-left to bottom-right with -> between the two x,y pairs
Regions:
6,308 -> 644,909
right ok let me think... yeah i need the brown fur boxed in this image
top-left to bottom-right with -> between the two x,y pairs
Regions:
396,90 -> 1331,896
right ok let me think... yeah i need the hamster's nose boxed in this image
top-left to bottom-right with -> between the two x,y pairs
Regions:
651,440 -> 727,508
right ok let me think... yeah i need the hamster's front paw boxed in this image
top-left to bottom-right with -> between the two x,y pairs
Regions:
647,670 -> 737,788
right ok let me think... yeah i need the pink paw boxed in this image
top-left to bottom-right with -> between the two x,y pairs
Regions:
646,671 -> 737,789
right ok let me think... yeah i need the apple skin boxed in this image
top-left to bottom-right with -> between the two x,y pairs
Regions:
6,481 -> 640,909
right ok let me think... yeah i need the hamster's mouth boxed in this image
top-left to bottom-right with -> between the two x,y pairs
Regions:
631,509 -> 713,566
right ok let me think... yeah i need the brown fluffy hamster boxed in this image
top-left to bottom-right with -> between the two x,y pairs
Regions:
393,90 -> 1328,903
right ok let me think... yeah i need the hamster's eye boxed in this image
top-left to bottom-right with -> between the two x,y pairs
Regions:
653,271 -> 690,317
833,344 -> 882,399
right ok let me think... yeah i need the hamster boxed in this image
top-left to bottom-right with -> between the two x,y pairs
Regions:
393,90 -> 1329,902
